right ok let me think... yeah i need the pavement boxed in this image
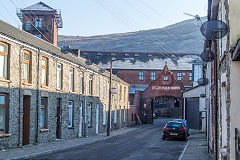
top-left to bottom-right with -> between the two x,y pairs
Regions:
180,129 -> 214,160
0,123 -> 213,160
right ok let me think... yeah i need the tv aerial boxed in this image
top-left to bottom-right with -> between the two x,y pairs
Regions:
184,12 -> 202,23
200,20 -> 228,40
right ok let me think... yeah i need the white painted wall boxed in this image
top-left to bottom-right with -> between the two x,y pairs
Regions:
230,61 -> 240,160
183,86 -> 206,131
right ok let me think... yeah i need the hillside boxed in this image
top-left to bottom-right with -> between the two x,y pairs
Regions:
58,17 -> 206,54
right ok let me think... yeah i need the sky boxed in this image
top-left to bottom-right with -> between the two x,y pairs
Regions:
0,0 -> 208,36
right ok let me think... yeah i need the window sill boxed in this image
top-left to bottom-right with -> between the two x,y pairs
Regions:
0,133 -> 11,138
22,82 -> 33,86
69,91 -> 75,94
0,79 -> 12,83
68,127 -> 75,129
56,88 -> 63,91
41,85 -> 49,89
40,128 -> 49,132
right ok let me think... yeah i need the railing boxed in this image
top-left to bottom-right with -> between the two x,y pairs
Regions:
235,128 -> 240,160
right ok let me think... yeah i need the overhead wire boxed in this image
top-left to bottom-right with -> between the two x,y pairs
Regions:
97,0 -> 179,61
8,0 -> 51,42
95,0 -> 168,55
124,0 -> 178,53
0,0 -> 21,26
14,0 -> 53,41
98,0 -> 169,55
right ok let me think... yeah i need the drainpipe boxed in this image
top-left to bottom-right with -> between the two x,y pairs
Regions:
35,48 -> 40,144
18,46 -> 23,147
214,41 -> 219,160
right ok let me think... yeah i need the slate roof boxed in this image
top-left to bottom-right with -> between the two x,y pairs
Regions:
23,2 -> 56,12
0,20 -> 127,84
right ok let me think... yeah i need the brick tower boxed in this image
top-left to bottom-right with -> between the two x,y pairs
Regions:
17,2 -> 63,46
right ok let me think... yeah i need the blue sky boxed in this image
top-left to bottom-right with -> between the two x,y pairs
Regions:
0,0 -> 208,36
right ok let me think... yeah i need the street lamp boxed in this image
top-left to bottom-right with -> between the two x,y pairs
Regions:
107,58 -> 134,136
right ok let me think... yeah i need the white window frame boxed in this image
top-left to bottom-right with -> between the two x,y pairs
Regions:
97,77 -> 100,97
103,104 -> 106,125
104,80 -> 107,99
57,63 -> 62,89
68,101 -> 73,127
89,75 -> 93,95
123,107 -> 126,122
80,72 -> 84,94
114,106 -> 117,124
69,67 -> 74,92
88,103 -> 92,127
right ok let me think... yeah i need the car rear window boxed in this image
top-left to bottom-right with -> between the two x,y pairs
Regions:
166,123 -> 182,128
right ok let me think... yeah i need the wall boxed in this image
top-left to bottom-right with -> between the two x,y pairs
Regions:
230,61 -> 240,160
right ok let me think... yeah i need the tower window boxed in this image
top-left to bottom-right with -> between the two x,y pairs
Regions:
26,21 -> 30,31
35,18 -> 42,28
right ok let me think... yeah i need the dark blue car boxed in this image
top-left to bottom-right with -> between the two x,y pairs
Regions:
173,119 -> 190,136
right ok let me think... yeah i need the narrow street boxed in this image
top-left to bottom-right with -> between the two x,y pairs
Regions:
33,118 -> 187,160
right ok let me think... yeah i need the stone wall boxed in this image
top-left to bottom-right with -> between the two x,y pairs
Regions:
0,34 -> 129,149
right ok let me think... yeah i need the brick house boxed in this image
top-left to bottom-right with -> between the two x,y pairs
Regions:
0,19 -> 129,149
115,62 -> 192,124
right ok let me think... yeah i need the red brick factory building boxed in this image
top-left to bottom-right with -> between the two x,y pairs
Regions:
78,50 -> 200,124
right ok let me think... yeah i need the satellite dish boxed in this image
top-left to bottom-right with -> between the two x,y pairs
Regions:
85,59 -> 93,65
200,20 -> 228,40
197,77 -> 209,86
61,46 -> 71,54
200,49 -> 214,62
99,68 -> 105,73
200,94 -> 206,98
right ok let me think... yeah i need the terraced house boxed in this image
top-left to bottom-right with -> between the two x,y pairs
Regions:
0,19 -> 129,149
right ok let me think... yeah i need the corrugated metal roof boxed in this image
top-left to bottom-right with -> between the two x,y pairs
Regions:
129,84 -> 148,94
23,2 -> 56,12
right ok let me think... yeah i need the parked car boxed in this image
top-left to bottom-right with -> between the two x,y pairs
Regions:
173,119 -> 190,136
162,121 -> 188,141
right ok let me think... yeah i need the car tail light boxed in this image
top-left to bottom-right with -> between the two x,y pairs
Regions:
179,128 -> 185,131
163,127 -> 169,130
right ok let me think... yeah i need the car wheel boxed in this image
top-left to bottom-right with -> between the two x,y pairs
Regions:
162,136 -> 165,140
